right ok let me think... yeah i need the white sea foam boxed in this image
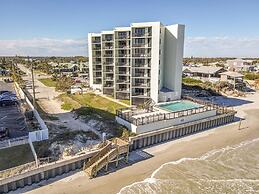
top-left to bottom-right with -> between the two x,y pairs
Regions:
118,137 -> 259,194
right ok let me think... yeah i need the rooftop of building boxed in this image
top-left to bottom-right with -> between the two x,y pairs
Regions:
220,71 -> 244,78
183,66 -> 224,75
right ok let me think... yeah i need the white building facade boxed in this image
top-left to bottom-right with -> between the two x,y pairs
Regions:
88,22 -> 185,105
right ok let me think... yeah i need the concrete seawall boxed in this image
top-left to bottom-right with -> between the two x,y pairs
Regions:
129,112 -> 235,151
0,150 -> 98,193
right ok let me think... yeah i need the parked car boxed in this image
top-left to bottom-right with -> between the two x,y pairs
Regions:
0,127 -> 9,138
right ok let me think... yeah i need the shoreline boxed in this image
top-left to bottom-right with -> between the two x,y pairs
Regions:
19,108 -> 259,194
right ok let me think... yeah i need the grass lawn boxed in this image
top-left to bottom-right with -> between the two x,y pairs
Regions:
59,93 -> 126,119
0,144 -> 34,171
58,94 -> 81,110
38,78 -> 57,87
59,93 -> 128,137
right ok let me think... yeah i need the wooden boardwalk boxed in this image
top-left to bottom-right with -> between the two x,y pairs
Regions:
83,138 -> 129,178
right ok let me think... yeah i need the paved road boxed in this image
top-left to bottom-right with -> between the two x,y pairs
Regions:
17,64 -> 102,139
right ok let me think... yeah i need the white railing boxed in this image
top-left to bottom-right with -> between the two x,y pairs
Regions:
0,136 -> 29,150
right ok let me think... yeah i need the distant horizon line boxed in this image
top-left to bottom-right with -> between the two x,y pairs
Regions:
1,55 -> 259,59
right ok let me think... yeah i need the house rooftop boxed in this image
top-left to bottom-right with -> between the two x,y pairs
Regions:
220,71 -> 244,78
183,66 -> 224,75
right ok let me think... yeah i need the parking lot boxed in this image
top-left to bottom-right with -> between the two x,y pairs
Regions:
0,81 -> 28,139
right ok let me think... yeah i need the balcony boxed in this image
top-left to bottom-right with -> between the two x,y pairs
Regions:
103,38 -> 113,42
133,63 -> 150,68
92,40 -> 101,44
116,88 -> 130,92
103,62 -> 114,66
93,68 -> 102,71
117,71 -> 130,75
115,62 -> 130,66
132,73 -> 150,78
116,45 -> 130,49
103,68 -> 113,73
132,82 -> 150,87
92,46 -> 101,50
104,77 -> 114,81
103,84 -> 114,88
132,53 -> 151,58
93,62 -> 102,65
117,54 -> 130,58
117,35 -> 130,40
132,43 -> 151,48
116,79 -> 130,83
132,32 -> 152,37
103,46 -> 113,50
132,92 -> 150,97
103,54 -> 113,58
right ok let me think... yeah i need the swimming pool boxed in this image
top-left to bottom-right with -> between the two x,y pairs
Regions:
158,100 -> 202,112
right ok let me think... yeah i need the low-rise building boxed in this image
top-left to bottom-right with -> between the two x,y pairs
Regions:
226,58 -> 254,72
220,71 -> 244,89
183,66 -> 225,78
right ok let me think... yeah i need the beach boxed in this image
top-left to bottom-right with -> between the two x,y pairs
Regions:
17,105 -> 259,194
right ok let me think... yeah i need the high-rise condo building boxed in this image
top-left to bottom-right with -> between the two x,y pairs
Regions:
88,22 -> 185,105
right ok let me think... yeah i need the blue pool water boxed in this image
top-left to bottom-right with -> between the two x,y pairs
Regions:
159,100 -> 202,112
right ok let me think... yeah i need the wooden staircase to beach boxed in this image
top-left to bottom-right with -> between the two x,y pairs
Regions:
83,138 -> 129,178
143,98 -> 155,112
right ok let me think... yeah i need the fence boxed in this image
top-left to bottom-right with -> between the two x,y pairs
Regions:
14,82 -> 49,142
0,136 -> 29,150
116,96 -> 235,126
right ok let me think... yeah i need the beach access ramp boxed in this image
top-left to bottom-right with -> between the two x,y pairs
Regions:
83,138 -> 129,178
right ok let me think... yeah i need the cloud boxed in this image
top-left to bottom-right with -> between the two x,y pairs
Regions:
185,36 -> 259,58
0,36 -> 259,57
0,38 -> 87,56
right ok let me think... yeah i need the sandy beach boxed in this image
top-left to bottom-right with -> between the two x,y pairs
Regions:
17,104 -> 259,194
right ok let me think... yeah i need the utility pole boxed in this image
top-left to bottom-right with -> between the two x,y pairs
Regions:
29,57 -> 36,108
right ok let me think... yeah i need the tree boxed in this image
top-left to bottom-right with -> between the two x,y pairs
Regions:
56,76 -> 75,92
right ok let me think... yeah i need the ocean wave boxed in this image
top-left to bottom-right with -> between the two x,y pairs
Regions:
118,137 -> 259,194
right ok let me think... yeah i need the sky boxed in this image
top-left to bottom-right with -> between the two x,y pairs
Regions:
0,0 -> 259,57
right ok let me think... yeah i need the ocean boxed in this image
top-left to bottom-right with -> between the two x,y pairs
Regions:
119,137 -> 259,194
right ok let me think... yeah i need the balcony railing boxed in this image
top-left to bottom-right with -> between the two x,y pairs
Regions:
132,73 -> 150,77
93,68 -> 102,71
103,54 -> 113,57
103,84 -> 114,87
104,77 -> 114,81
116,62 -> 130,66
116,45 -> 130,49
93,55 -> 102,58
132,32 -> 152,37
116,88 -> 130,92
103,46 -> 113,50
117,35 -> 130,40
92,47 -> 101,50
117,71 -> 130,75
133,63 -> 151,68
133,82 -> 150,87
103,62 -> 114,66
92,40 -> 101,44
116,79 -> 130,83
132,92 -> 150,96
132,43 -> 151,48
103,38 -> 113,42
117,54 -> 130,57
104,69 -> 113,72
132,53 -> 151,57
93,62 -> 102,65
